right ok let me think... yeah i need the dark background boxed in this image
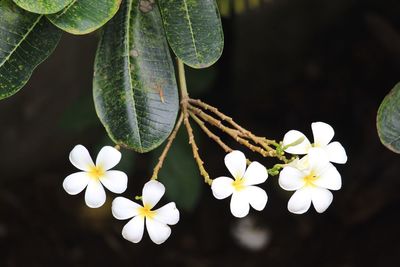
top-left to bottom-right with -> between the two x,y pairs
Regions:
1,0 -> 400,266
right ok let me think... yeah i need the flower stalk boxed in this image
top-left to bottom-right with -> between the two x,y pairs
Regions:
151,113 -> 184,180
189,112 -> 233,154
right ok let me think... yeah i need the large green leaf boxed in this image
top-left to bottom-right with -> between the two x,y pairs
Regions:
13,0 -> 74,14
157,128 -> 202,212
47,0 -> 122,35
93,0 -> 179,153
377,82 -> 400,153
0,0 -> 62,100
158,0 -> 224,69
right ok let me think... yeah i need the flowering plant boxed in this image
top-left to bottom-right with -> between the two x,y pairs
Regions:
1,0 -> 352,246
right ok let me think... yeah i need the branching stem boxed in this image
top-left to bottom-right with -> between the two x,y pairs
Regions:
153,59 -> 291,186
189,111 -> 233,153
177,59 -> 212,185
188,105 -> 273,158
188,99 -> 277,150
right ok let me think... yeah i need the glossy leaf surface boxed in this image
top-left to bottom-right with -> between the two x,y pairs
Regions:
158,0 -> 224,68
0,0 -> 62,100
377,82 -> 400,153
93,0 -> 179,153
47,0 -> 122,35
13,0 -> 74,14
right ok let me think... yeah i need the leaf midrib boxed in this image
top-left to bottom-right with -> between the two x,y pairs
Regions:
182,0 -> 200,62
53,0 -> 78,20
0,15 -> 43,69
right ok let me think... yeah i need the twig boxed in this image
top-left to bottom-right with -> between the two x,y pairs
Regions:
189,111 -> 233,154
188,105 -> 273,158
151,113 -> 184,180
188,98 -> 278,151
183,113 -> 212,185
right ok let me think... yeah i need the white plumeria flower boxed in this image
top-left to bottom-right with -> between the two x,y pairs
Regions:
112,180 -> 179,245
211,150 -> 268,218
278,148 -> 341,214
63,145 -> 128,208
282,121 -> 347,164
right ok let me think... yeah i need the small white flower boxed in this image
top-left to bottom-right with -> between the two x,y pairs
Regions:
282,122 -> 347,164
112,180 -> 180,245
279,148 -> 341,214
63,145 -> 128,208
211,150 -> 268,218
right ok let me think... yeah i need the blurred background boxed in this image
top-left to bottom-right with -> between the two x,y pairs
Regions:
1,0 -> 400,266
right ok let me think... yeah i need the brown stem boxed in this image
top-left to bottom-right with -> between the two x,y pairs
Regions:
151,113 -> 184,180
188,105 -> 274,158
188,98 -> 278,151
189,111 -> 233,154
183,112 -> 212,185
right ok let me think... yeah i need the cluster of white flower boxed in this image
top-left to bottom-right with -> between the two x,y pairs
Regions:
63,145 -> 179,245
211,122 -> 347,217
62,122 -> 346,244
279,122 -> 347,214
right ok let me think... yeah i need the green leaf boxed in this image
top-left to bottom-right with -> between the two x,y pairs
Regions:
158,0 -> 224,69
377,82 -> 400,153
93,0 -> 179,153
157,128 -> 202,212
13,0 -> 74,14
47,0 -> 122,35
0,0 -> 62,100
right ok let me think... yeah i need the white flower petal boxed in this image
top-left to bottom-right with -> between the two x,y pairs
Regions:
287,187 -> 312,214
100,170 -> 128,194
243,162 -> 268,186
84,179 -> 106,208
146,218 -> 171,244
63,172 -> 90,195
278,166 -> 306,191
283,130 -> 311,154
307,147 -> 330,171
95,146 -> 122,171
289,155 -> 310,171
313,163 -> 342,190
224,150 -> 247,179
326,141 -> 347,164
243,186 -> 268,211
230,191 -> 250,218
311,122 -> 334,147
122,216 -> 144,243
69,145 -> 95,171
142,180 -> 165,209
211,176 -> 234,199
311,187 -> 333,213
112,197 -> 142,220
154,202 -> 180,225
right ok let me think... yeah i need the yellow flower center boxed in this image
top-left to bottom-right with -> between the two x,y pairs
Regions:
303,172 -> 318,187
138,204 -> 156,219
88,166 -> 105,180
232,178 -> 245,191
